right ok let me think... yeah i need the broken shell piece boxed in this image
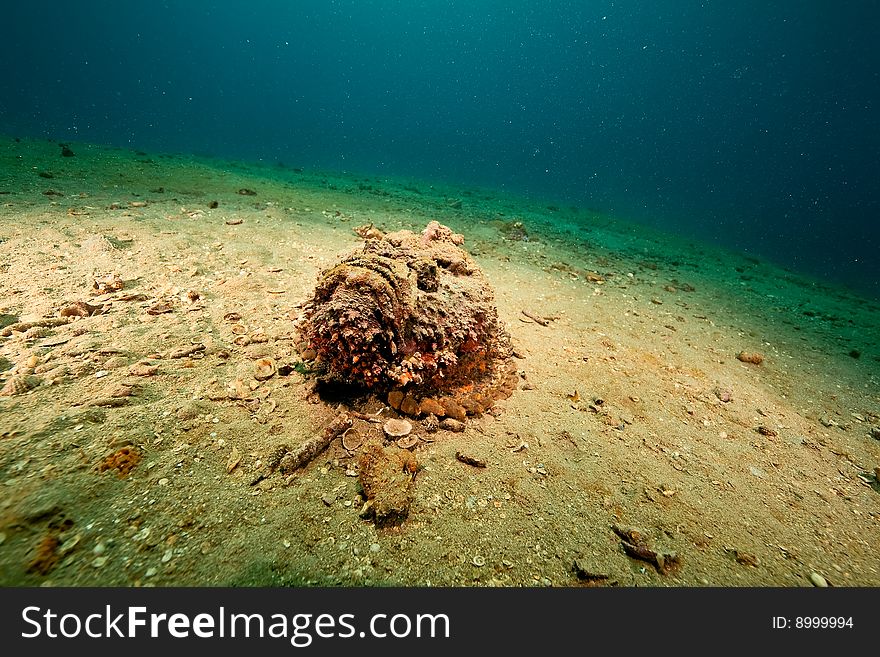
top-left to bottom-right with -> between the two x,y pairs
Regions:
341,428 -> 364,451
383,418 -> 413,439
253,358 -> 276,381
396,434 -> 419,450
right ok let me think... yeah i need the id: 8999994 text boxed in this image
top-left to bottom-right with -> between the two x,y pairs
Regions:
772,617 -> 853,629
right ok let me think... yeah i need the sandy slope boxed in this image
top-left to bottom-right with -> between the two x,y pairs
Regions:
0,137 -> 878,587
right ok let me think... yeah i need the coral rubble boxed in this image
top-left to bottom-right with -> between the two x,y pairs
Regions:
298,221 -> 516,410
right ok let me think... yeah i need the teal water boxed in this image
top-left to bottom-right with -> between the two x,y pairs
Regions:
1,1 -> 877,296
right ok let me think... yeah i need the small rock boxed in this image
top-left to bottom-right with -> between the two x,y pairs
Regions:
418,398 -> 445,417
322,493 -> 335,506
714,387 -> 733,403
145,567 -> 157,578
158,478 -> 169,486
399,394 -> 420,417
161,549 -> 173,563
370,543 -> 380,553
387,390 -> 404,410
226,447 -> 241,474
129,361 -> 159,377
92,556 -> 108,568
439,397 -> 467,422
809,572 -> 828,587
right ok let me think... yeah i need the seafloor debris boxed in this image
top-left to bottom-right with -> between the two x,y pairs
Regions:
279,412 -> 353,475
297,220 -> 517,415
249,412 -> 355,486
59,301 -> 103,318
146,301 -> 174,315
455,451 -> 486,468
1,317 -> 68,337
612,523 -> 680,575
354,223 -> 385,240
358,443 -> 418,526
92,272 -> 124,295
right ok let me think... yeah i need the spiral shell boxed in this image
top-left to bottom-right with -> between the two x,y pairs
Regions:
0,374 -> 42,396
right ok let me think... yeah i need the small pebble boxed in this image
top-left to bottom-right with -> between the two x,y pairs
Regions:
92,556 -> 108,568
93,542 -> 106,555
809,572 -> 828,587
370,543 -> 380,553
472,555 -> 486,567
283,540 -> 291,548
158,478 -> 169,486
162,549 -> 173,563
145,567 -> 157,578
322,493 -> 334,506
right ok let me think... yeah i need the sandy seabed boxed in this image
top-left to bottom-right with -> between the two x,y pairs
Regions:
0,137 -> 878,587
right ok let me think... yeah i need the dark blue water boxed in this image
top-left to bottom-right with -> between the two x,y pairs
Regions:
2,1 -> 877,297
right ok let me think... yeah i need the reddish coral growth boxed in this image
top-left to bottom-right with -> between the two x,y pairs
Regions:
99,446 -> 142,477
299,222 -> 513,395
